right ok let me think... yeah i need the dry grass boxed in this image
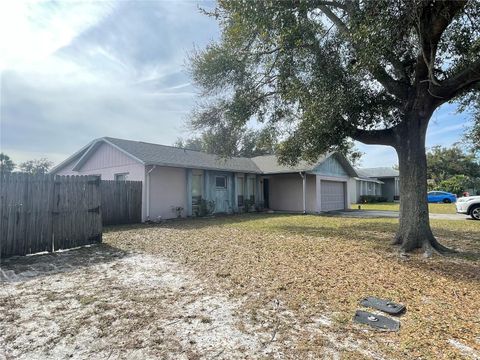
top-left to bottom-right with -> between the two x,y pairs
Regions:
355,202 -> 457,214
1,247 -> 283,359
105,214 -> 480,360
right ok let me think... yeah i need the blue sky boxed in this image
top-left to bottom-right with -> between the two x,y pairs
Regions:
0,1 -> 473,168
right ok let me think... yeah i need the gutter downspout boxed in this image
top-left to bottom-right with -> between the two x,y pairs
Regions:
299,172 -> 306,214
146,165 -> 156,220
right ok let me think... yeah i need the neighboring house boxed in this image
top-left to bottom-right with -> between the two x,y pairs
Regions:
52,137 -> 370,220
355,167 -> 400,202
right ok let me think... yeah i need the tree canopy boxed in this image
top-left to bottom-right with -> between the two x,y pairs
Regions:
174,130 -> 363,165
464,117 -> 480,154
174,128 -> 277,157
427,144 -> 480,194
190,0 -> 480,164
0,153 -> 15,174
19,158 -> 53,175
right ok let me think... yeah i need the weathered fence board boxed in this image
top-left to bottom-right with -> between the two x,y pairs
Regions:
0,173 -> 102,258
52,175 -> 102,251
100,180 -> 142,226
1,174 -> 141,258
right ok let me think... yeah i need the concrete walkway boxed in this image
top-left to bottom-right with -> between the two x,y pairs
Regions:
329,210 -> 469,221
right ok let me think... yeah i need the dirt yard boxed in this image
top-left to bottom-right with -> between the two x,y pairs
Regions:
1,214 -> 479,359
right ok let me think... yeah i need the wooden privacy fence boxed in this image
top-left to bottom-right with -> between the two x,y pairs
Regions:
0,173 -> 102,258
100,180 -> 142,226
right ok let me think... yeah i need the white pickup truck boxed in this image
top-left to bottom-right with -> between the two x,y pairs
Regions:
456,195 -> 480,220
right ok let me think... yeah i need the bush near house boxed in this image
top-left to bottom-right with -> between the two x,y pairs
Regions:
359,195 -> 388,203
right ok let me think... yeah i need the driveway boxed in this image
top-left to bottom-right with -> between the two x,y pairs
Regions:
329,210 -> 469,221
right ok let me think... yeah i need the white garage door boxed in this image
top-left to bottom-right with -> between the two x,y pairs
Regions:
321,181 -> 345,212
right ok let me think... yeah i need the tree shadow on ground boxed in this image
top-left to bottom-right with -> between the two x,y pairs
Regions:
0,244 -> 128,283
277,222 -> 480,284
104,213 -> 290,233
104,213 -> 479,284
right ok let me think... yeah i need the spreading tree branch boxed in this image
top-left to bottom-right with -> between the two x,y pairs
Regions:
414,0 -> 467,86
317,4 -> 349,33
318,4 -> 409,100
352,128 -> 395,146
431,58 -> 480,104
314,1 -> 350,13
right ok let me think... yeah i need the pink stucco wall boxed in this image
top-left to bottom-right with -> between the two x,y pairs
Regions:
269,174 -> 304,212
148,166 -> 187,220
306,175 -> 316,212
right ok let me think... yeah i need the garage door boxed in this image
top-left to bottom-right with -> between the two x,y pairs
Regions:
321,181 -> 345,211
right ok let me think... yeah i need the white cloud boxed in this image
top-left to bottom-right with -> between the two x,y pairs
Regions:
0,1 -> 114,70
0,0 -> 219,165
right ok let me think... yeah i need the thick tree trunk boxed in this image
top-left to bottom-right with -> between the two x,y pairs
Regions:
393,116 -> 452,255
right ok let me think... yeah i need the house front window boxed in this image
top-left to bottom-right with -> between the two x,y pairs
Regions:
215,176 -> 227,188
192,174 -> 203,197
114,173 -> 128,181
368,182 -> 374,194
237,176 -> 245,206
191,172 -> 204,215
247,177 -> 256,201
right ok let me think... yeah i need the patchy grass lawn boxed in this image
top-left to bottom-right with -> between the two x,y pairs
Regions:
355,202 -> 457,214
105,215 -> 479,359
1,214 -> 479,359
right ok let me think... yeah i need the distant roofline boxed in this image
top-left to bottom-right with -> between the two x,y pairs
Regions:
356,166 -> 399,178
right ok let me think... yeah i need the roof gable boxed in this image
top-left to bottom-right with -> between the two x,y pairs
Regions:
50,140 -> 94,174
73,140 -> 142,171
312,155 -> 349,176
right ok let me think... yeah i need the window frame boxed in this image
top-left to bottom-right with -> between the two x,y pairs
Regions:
192,173 -> 204,198
114,173 -> 128,181
247,177 -> 256,201
236,176 -> 245,207
215,176 -> 227,189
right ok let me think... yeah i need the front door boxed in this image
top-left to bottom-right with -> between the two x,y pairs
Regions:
263,179 -> 270,208
214,175 -> 228,213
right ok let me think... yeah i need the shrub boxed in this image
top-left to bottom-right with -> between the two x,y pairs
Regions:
170,206 -> 184,218
359,195 -> 388,203
243,198 -> 256,212
195,199 -> 215,217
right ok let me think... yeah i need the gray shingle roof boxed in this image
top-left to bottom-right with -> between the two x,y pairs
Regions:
357,167 -> 399,178
104,137 -> 260,173
251,154 -> 327,174
53,136 -> 360,176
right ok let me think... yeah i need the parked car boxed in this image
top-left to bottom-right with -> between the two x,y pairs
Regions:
456,195 -> 480,220
427,191 -> 457,203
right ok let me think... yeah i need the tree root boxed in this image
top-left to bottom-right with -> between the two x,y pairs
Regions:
395,233 -> 456,257
425,237 -> 456,256
391,234 -> 403,246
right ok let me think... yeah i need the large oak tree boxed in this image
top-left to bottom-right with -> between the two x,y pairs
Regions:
189,0 -> 480,254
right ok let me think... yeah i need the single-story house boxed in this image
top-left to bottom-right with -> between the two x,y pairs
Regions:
51,137 -> 388,220
355,167 -> 400,202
